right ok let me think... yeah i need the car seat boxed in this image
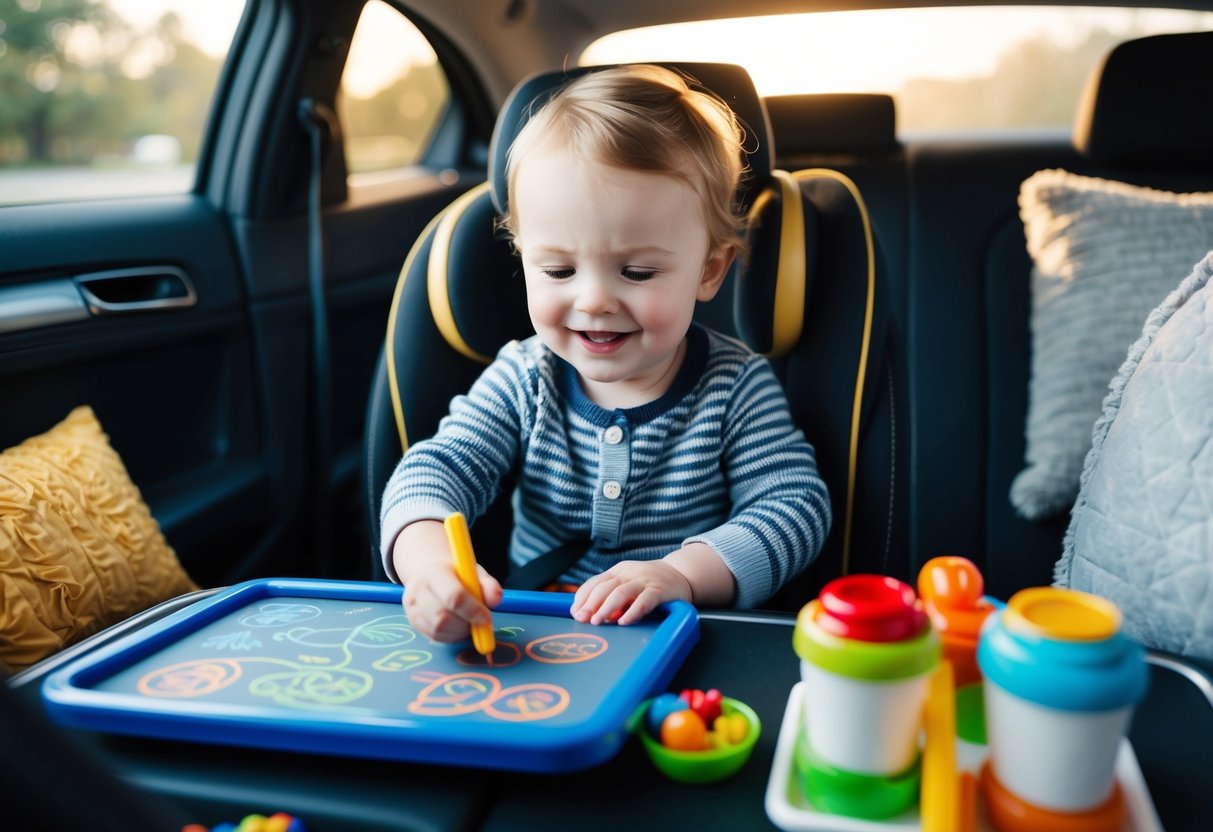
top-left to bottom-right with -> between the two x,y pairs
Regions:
363,62 -> 897,608
764,93 -> 898,165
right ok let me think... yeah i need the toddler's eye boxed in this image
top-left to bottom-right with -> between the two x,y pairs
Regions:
621,268 -> 657,281
541,267 -> 575,279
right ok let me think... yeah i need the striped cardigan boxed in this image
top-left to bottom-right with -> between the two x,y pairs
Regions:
380,324 -> 830,608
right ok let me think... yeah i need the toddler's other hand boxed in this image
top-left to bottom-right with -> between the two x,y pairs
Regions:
393,520 -> 502,642
571,560 -> 692,626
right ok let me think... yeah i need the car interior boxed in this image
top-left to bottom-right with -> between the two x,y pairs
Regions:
2,0 -> 1212,829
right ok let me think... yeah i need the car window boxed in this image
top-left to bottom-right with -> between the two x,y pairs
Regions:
338,0 -> 449,184
581,5 -> 1213,134
0,0 -> 245,206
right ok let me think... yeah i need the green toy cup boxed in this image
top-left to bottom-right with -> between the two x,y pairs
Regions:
637,697 -> 761,784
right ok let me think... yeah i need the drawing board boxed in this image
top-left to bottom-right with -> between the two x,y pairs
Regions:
41,579 -> 699,772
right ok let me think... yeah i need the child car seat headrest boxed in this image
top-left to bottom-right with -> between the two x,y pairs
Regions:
1073,30 -> 1213,167
487,62 -> 776,218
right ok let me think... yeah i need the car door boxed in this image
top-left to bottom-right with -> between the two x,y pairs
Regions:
0,0 -> 486,587
0,0 -> 273,588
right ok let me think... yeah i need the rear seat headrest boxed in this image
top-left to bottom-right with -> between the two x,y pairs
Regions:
1073,30 -> 1213,167
487,62 -> 774,217
764,94 -> 897,157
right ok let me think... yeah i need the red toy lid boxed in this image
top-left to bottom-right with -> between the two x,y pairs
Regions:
814,574 -> 928,643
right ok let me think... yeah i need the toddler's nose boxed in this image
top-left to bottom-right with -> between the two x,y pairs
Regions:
574,273 -> 618,314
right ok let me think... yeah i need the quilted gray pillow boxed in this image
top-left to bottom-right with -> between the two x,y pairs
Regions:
1057,253 -> 1213,659
1013,170 -> 1213,520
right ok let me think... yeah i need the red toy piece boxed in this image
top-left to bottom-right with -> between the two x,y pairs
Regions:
680,687 -> 723,724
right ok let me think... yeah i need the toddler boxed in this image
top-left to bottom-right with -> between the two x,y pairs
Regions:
381,64 -> 830,641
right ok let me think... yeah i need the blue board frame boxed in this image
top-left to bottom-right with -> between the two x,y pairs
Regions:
41,579 -> 700,773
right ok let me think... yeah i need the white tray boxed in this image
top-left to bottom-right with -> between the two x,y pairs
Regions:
764,682 -> 1163,832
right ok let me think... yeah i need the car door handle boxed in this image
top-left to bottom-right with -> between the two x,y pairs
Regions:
74,266 -> 197,315
0,279 -> 91,333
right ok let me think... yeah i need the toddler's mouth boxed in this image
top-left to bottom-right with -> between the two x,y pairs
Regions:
576,330 -> 633,353
583,331 -> 623,343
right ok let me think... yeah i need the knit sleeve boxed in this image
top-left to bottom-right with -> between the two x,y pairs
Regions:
378,342 -> 534,580
684,356 -> 831,608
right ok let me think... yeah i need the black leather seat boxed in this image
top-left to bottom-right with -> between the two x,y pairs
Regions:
764,93 -> 898,163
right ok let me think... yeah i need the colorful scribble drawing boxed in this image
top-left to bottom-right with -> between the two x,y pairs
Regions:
409,672 -> 502,716
410,669 -> 446,685
249,668 -> 374,706
274,617 -> 414,649
134,601 -> 611,722
137,605 -> 427,708
484,684 -> 570,722
138,658 -> 244,697
201,630 -> 263,651
240,603 -> 322,627
372,649 -> 432,673
349,619 -> 415,647
525,633 -> 609,664
408,673 -> 571,722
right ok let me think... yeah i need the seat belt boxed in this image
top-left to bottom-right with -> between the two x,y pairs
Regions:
297,98 -> 340,573
503,541 -> 590,590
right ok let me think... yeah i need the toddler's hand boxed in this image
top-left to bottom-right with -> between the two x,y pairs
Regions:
571,560 -> 692,626
393,520 -> 502,642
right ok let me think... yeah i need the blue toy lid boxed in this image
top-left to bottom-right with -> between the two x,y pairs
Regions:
977,590 -> 1147,712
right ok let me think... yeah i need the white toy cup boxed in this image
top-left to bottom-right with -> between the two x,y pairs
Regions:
977,587 -> 1148,831
792,575 -> 940,820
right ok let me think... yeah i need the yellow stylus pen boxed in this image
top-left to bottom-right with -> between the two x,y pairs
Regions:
443,511 -> 496,656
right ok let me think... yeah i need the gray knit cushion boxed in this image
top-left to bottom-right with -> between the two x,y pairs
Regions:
1057,253 -> 1213,659
1012,170 -> 1213,520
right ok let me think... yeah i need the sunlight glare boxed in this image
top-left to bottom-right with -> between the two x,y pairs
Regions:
106,0 -> 244,57
581,6 -> 1213,96
343,0 -> 439,99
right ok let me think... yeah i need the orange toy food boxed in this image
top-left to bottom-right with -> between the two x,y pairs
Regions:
661,709 -> 708,751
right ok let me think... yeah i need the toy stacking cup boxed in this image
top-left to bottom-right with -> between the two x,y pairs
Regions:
978,587 -> 1148,832
918,556 -> 997,743
792,575 -> 940,819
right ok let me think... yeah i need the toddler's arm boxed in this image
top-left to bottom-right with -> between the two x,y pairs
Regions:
683,357 -> 831,608
393,519 -> 503,642
570,542 -> 735,625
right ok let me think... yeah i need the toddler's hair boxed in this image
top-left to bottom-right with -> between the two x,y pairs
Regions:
501,64 -> 748,258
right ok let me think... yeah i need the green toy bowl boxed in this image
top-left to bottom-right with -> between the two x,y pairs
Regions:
637,697 -> 761,784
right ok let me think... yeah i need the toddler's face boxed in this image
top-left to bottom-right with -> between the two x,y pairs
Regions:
512,147 -> 729,408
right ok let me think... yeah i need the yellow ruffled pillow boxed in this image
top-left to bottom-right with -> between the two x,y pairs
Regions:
1,406 -> 197,673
